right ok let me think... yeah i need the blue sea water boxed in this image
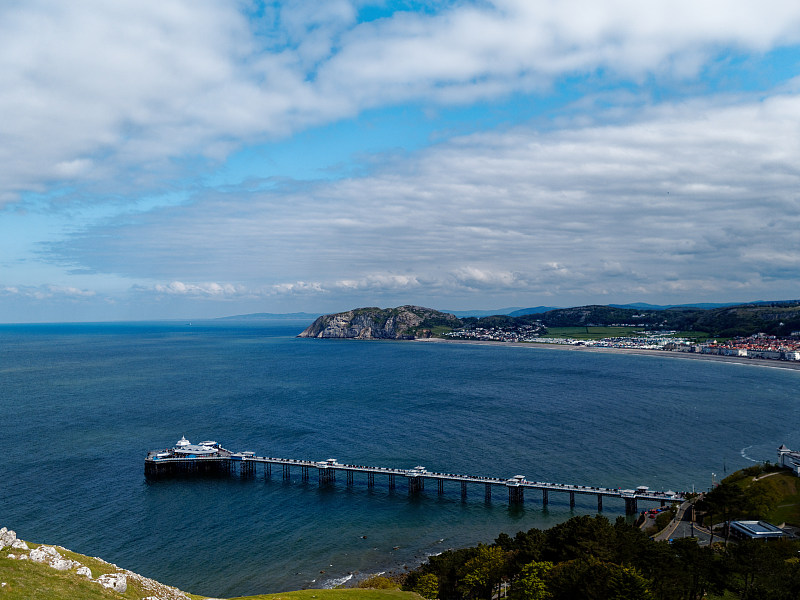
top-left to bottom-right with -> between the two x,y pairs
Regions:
2,320 -> 800,597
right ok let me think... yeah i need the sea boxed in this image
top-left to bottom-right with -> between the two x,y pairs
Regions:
2,320 -> 799,597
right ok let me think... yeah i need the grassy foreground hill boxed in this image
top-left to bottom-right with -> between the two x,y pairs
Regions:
0,531 -> 422,600
229,591 -> 418,600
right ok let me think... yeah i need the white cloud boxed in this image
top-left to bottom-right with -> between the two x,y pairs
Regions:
45,90 -> 800,305
0,284 -> 96,300
153,281 -> 247,297
4,0 -> 800,206
452,267 -> 521,288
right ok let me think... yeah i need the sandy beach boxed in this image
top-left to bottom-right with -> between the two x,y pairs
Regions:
415,337 -> 800,372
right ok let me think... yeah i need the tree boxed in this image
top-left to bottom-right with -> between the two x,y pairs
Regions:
510,561 -> 553,600
606,564 -> 654,600
547,558 -> 653,600
543,515 -> 616,563
413,573 -> 439,599
404,547 -> 479,600
458,545 -> 510,600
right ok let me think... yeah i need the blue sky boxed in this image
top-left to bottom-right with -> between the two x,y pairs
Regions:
2,0 -> 800,322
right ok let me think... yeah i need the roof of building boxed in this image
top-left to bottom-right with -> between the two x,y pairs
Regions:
730,520 -> 785,538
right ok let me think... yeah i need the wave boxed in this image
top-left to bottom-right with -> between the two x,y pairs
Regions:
322,573 -> 353,589
740,445 -> 759,463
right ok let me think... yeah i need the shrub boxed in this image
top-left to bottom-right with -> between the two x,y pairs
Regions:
357,575 -> 397,589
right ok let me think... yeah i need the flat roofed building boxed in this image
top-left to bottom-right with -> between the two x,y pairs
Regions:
728,520 -> 785,541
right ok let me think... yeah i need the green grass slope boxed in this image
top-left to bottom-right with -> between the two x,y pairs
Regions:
230,589 -> 422,600
1,535 -> 420,600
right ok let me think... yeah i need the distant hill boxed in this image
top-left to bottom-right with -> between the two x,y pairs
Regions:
217,312 -> 320,320
443,307 -> 525,317
609,301 -> 756,310
536,301 -> 800,337
508,306 -> 560,316
510,302 -> 754,315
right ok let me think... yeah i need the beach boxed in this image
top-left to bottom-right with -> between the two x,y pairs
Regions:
416,337 -> 800,372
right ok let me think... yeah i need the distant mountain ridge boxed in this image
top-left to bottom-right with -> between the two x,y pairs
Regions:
217,312 -> 320,320
508,306 -> 560,316
507,301 -> 782,317
532,301 -> 800,337
444,307 -> 526,317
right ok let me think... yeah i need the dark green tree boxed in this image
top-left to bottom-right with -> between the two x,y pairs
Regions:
457,545 -> 510,600
509,561 -> 553,600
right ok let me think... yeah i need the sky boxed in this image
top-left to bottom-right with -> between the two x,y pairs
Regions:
2,0 -> 800,322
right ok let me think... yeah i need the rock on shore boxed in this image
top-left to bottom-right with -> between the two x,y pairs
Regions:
298,305 -> 460,339
1,525 -> 194,599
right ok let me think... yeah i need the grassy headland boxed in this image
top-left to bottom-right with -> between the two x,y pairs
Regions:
0,533 -> 420,600
229,590 -> 420,600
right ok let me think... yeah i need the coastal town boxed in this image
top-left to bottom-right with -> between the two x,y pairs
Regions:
445,325 -> 800,362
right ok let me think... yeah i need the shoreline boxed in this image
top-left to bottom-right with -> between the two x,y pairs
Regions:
415,337 -> 800,372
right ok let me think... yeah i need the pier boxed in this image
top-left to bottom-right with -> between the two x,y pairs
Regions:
145,437 -> 684,514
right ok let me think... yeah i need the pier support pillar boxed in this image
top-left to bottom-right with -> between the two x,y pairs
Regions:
301,466 -> 309,482
624,498 -> 638,515
661,500 -> 666,507
438,480 -> 444,495
368,473 -> 374,488
508,486 -> 524,505
389,474 -> 395,490
264,463 -> 271,479
485,483 -> 492,503
542,489 -> 548,508
318,468 -> 334,486
408,476 -> 422,495
597,495 -> 603,512
282,464 -> 290,481
346,470 -> 353,486
461,481 -> 468,501
570,492 -> 575,509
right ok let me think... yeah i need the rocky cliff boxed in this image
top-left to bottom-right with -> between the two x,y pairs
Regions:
298,305 -> 461,339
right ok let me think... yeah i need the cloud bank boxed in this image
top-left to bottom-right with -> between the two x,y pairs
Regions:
4,0 -> 800,205
46,91 -> 800,307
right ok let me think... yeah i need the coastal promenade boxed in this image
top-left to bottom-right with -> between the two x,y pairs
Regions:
416,337 -> 800,372
145,438 -> 684,514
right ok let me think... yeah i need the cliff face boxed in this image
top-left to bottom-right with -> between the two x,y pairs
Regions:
298,305 -> 460,339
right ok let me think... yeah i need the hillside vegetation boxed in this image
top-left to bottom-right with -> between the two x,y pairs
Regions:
0,530 -> 421,600
697,463 -> 800,526
461,301 -> 800,339
402,466 -> 800,600
530,302 -> 800,338
230,590 -> 421,600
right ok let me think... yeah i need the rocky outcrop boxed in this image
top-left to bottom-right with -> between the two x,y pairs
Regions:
1,526 -> 193,599
298,305 -> 461,340
0,527 -> 17,550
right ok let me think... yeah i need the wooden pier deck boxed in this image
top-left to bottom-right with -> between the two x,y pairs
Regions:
144,441 -> 684,514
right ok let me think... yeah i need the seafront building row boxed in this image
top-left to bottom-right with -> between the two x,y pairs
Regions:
446,327 -> 800,362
